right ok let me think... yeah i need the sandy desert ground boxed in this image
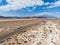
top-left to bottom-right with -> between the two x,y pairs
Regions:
0,18 -> 60,45
0,18 -> 40,33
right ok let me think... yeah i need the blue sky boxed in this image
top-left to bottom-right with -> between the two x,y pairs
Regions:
0,0 -> 60,17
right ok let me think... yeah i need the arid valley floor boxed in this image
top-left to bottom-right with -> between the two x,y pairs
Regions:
0,18 -> 60,45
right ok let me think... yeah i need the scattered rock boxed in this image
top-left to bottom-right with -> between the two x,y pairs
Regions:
0,21 -> 60,45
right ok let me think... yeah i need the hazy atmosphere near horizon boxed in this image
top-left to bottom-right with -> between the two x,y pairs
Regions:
0,0 -> 60,45
0,0 -> 60,18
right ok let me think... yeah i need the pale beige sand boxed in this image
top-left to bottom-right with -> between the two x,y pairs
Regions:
0,20 -> 60,45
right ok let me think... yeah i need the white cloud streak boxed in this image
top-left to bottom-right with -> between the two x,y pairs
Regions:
0,0 -> 2,2
0,0 -> 44,11
44,2 -> 50,5
48,0 -> 60,8
34,12 -> 60,18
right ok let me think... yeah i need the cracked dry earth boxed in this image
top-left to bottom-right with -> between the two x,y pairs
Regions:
0,21 -> 60,45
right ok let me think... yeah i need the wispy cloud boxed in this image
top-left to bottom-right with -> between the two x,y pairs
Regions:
0,0 -> 2,3
48,0 -> 60,8
44,2 -> 50,5
0,0 -> 60,17
0,11 -> 20,17
35,12 -> 60,18
0,0 -> 44,11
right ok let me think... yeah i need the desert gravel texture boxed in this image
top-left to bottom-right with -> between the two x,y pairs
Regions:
0,20 -> 60,45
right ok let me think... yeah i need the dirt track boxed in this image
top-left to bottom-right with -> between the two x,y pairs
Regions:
0,18 -> 60,45
0,18 -> 46,42
0,21 -> 41,42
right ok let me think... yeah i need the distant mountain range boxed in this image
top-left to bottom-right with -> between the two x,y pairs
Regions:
31,15 -> 57,18
0,15 -> 57,19
42,14 -> 56,18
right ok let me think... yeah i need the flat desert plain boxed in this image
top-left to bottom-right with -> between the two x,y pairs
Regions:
0,18 -> 60,45
0,18 -> 40,32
